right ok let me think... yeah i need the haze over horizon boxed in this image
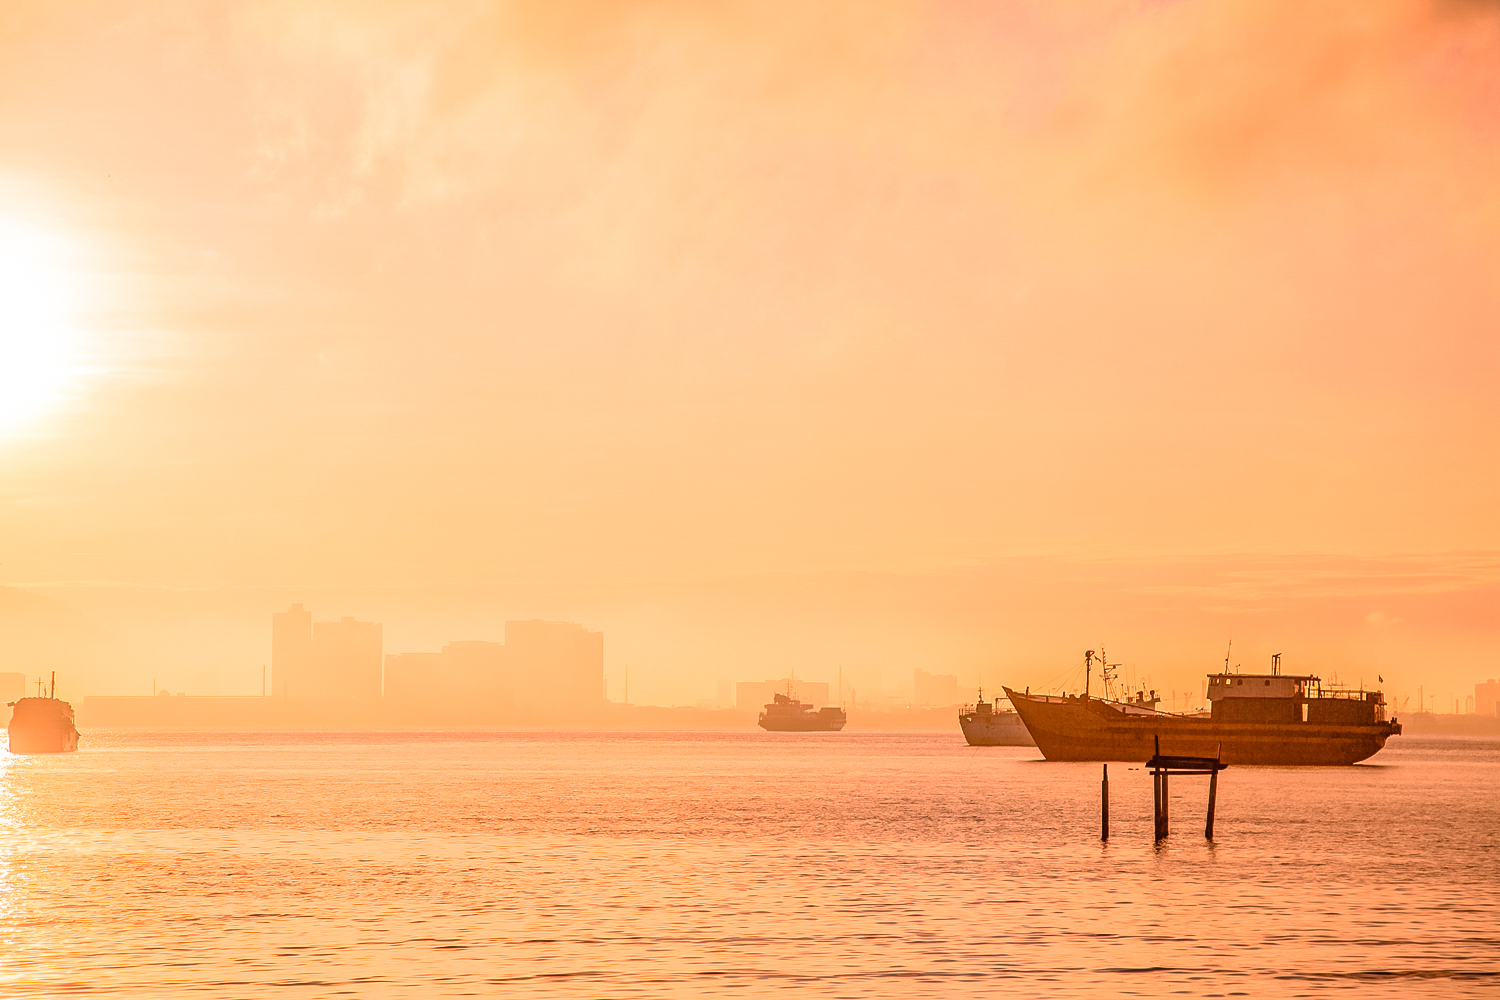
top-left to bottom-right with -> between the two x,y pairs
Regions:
1,1 -> 1497,710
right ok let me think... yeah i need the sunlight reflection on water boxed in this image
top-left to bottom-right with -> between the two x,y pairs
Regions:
0,731 -> 1494,997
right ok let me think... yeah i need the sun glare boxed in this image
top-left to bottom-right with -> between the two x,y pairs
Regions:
0,220 -> 87,439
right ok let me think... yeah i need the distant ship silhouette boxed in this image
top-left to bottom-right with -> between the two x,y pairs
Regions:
958,689 -> 1036,746
8,672 -> 80,754
757,691 -> 847,732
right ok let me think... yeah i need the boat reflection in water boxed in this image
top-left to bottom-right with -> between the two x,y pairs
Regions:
7,673 -> 80,754
1006,651 -> 1400,766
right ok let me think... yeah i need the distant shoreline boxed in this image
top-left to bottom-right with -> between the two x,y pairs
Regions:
73,695 -> 965,732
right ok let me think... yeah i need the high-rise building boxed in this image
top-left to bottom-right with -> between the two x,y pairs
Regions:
271,606 -> 382,698
1477,679 -> 1500,717
913,668 -> 959,708
270,603 -> 312,697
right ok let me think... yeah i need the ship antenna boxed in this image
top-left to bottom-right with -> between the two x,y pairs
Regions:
1084,650 -> 1093,699
1225,639 -> 1232,675
50,670 -> 55,699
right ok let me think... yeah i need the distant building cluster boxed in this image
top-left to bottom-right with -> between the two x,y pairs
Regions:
271,605 -> 603,719
271,605 -> 382,699
913,668 -> 958,708
385,619 -> 603,718
1477,679 -> 1500,717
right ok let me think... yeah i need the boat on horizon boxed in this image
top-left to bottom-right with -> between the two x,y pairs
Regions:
758,691 -> 847,732
7,673 -> 80,754
958,690 -> 1036,746
1005,651 -> 1401,766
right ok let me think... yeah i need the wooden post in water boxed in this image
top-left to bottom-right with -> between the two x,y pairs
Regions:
1152,734 -> 1163,841
1146,738 -> 1226,844
1161,770 -> 1169,837
1101,764 -> 1109,841
1205,742 -> 1222,840
1205,768 -> 1218,840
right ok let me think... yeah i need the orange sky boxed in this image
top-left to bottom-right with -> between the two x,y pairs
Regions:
0,1 -> 1497,707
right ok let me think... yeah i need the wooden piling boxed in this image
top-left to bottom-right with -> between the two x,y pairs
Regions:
1152,734 -> 1163,841
1152,770 -> 1162,841
1145,739 -> 1226,844
1205,768 -> 1218,840
1161,770 -> 1169,837
1101,764 -> 1109,841
1205,742 -> 1222,840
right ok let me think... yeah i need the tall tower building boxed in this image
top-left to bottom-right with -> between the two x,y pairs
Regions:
271,604 -> 312,697
272,605 -> 383,698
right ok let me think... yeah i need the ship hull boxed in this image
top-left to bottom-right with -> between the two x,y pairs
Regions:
7,697 -> 80,754
7,726 -> 79,753
758,715 -> 847,732
1004,688 -> 1396,766
958,713 -> 1036,747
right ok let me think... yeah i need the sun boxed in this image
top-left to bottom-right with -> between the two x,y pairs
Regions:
0,220 -> 87,439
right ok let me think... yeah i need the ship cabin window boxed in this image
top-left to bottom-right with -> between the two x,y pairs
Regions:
1302,703 -> 1309,722
1265,679 -> 1271,686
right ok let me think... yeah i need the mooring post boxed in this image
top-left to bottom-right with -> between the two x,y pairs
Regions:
1152,769 -> 1161,841
1161,770 -> 1169,837
1101,764 -> 1109,841
1152,734 -> 1163,841
1205,742 -> 1222,840
1205,768 -> 1218,840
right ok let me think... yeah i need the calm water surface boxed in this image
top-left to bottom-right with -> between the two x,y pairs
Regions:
0,730 -> 1495,998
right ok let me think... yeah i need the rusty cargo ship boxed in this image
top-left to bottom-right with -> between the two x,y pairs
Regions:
1005,653 -> 1400,766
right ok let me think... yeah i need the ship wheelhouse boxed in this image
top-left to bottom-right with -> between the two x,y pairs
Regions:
1206,672 -> 1388,725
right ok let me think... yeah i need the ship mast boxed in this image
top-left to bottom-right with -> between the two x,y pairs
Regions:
1101,651 -> 1120,702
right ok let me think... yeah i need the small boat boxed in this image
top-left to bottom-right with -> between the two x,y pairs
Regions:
958,689 -> 1036,746
7,673 -> 80,754
758,691 -> 847,732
